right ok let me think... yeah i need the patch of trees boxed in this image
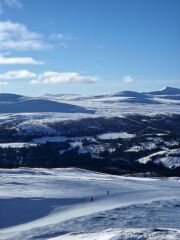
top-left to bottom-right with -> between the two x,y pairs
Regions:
0,141 -> 179,177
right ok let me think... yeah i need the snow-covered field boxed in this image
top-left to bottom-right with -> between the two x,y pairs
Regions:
0,168 -> 180,240
0,143 -> 37,148
98,132 -> 136,140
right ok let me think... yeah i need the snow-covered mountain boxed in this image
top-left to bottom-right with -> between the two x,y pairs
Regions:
45,87 -> 180,105
0,87 -> 180,114
0,93 -> 24,103
0,94 -> 94,113
147,86 -> 180,95
111,91 -> 158,104
145,87 -> 180,101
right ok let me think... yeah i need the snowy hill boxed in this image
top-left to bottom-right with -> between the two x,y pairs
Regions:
0,87 -> 180,115
111,91 -> 158,104
114,90 -> 149,98
0,95 -> 94,113
148,87 -> 180,95
52,87 -> 180,105
0,168 -> 180,240
0,93 -> 24,103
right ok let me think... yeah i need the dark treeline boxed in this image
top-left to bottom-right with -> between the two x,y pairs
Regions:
0,141 -> 179,177
0,114 -> 180,177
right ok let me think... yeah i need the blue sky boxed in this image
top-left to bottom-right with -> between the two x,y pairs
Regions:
0,0 -> 179,95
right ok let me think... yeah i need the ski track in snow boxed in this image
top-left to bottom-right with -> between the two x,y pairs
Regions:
0,168 -> 180,240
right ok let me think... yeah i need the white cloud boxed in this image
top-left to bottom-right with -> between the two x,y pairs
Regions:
0,70 -> 97,84
122,75 -> 134,83
0,70 -> 36,80
29,71 -> 97,84
0,56 -> 43,65
0,20 -> 51,51
0,21 -> 73,51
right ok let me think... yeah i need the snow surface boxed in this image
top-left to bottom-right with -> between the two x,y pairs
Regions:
0,143 -> 36,148
126,142 -> 157,152
51,228 -> 180,240
138,149 -> 180,169
0,168 -> 180,240
98,132 -> 136,140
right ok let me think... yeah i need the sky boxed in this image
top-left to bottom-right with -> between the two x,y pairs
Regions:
0,0 -> 179,96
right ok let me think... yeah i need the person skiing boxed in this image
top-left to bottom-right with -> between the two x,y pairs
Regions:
106,190 -> 110,196
90,196 -> 94,202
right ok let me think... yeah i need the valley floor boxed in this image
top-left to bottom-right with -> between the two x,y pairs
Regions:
0,168 -> 180,240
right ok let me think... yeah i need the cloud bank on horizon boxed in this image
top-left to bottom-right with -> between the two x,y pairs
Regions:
0,0 -> 179,95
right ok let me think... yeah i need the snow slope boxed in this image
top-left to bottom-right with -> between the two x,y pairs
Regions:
138,149 -> 180,169
148,87 -> 180,96
52,228 -> 180,240
0,168 -> 180,240
0,98 -> 94,114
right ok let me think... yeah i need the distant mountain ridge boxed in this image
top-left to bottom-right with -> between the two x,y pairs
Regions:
112,87 -> 180,103
0,94 -> 94,114
0,86 -> 179,113
41,86 -> 180,99
146,87 -> 180,95
0,93 -> 24,103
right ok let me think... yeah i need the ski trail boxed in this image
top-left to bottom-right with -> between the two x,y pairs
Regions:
0,187 -> 177,240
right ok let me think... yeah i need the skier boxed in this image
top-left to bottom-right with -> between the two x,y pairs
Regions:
106,190 -> 110,196
90,196 -> 94,202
